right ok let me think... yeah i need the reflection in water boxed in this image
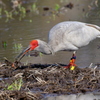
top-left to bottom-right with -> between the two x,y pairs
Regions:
0,0 -> 100,67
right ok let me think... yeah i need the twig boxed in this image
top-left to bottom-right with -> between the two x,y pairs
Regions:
93,66 -> 97,76
74,75 -> 84,88
35,77 -> 47,84
26,92 -> 38,99
88,63 -> 93,68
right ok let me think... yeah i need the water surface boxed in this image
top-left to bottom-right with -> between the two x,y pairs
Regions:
0,0 -> 100,67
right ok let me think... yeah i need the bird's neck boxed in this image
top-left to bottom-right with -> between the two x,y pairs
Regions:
36,39 -> 54,55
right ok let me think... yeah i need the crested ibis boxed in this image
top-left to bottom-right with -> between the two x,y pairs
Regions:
16,21 -> 100,68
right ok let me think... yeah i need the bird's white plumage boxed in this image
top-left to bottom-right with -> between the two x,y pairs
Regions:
48,21 -> 100,52
16,21 -> 100,61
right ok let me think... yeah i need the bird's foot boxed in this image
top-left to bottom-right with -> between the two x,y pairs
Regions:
64,63 -> 77,70
64,51 -> 77,70
64,55 -> 77,70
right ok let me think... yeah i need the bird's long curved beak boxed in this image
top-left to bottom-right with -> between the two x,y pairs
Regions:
15,46 -> 31,61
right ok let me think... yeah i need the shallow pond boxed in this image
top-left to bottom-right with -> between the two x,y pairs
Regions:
0,0 -> 100,67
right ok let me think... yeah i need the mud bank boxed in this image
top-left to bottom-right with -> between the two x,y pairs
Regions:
0,61 -> 100,100
42,93 -> 100,100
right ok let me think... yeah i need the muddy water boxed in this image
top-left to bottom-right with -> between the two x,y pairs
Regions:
0,0 -> 100,67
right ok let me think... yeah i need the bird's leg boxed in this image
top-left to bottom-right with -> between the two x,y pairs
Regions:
64,51 -> 77,69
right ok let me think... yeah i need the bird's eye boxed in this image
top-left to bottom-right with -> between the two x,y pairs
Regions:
33,43 -> 38,46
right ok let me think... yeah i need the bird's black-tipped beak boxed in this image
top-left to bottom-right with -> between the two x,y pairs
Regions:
15,46 -> 31,61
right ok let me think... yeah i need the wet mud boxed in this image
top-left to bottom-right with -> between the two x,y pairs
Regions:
0,60 -> 100,100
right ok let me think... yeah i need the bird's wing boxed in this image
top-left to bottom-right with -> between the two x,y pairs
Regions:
48,21 -> 100,51
48,21 -> 85,42
48,21 -> 85,51
64,23 -> 100,48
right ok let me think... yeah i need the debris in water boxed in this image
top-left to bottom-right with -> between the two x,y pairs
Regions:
64,3 -> 74,9
43,7 -> 50,11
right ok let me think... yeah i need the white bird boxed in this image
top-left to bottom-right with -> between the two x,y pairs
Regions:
16,21 -> 100,68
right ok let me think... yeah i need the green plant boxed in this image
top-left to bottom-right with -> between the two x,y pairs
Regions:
32,3 -> 37,11
6,78 -> 23,90
13,43 -> 22,50
4,10 -> 13,22
2,41 -> 7,48
39,52 -> 43,57
32,3 -> 39,14
18,6 -> 26,20
55,4 -> 60,11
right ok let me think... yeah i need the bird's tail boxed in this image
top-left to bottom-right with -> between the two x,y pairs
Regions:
86,23 -> 100,38
86,23 -> 100,31
97,36 -> 100,38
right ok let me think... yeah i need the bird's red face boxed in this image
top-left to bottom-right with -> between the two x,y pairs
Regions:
29,40 -> 39,50
16,40 -> 39,61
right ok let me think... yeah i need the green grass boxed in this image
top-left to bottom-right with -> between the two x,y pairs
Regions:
6,78 -> 23,91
